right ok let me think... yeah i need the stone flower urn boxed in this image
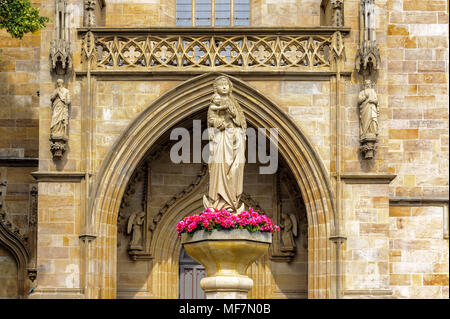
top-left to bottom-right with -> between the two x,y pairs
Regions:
181,229 -> 272,299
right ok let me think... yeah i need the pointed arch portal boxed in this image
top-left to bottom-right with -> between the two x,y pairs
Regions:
87,72 -> 338,298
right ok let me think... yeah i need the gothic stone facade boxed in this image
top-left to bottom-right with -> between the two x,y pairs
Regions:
0,0 -> 448,299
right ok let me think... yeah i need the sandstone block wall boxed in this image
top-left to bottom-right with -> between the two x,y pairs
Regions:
386,0 -> 448,199
0,29 -> 40,159
389,205 -> 449,298
0,0 -> 43,297
104,0 -> 175,26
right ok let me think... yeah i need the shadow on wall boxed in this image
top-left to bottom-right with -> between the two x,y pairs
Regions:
0,244 -> 19,298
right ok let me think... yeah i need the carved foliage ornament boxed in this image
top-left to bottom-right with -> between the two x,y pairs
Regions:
330,31 -> 346,67
82,31 -> 97,63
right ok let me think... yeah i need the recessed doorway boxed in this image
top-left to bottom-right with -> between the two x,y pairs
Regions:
179,247 -> 206,299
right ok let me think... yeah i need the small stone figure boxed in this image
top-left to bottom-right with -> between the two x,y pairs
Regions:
127,211 -> 145,250
331,0 -> 344,27
84,0 -> 97,27
280,213 -> 298,252
358,79 -> 379,159
50,79 -> 71,159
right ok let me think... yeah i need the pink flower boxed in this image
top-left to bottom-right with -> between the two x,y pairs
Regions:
176,208 -> 280,237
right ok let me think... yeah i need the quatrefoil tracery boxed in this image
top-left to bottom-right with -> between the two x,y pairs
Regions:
93,34 -> 333,70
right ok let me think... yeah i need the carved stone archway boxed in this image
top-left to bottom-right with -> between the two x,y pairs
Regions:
0,211 -> 31,298
88,72 -> 337,299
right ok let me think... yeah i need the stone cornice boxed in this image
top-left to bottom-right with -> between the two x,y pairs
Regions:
75,69 -> 353,79
29,287 -> 85,298
339,174 -> 397,184
0,157 -> 38,167
77,26 -> 351,35
343,289 -> 393,297
31,171 -> 86,183
389,196 -> 449,206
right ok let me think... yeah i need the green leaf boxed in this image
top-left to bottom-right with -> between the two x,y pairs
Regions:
0,0 -> 49,38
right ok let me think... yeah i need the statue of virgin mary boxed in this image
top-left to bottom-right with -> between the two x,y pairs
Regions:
203,76 -> 247,213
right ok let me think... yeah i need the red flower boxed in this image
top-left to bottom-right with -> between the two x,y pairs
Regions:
175,208 -> 280,238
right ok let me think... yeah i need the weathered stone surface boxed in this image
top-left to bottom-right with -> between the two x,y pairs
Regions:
0,0 -> 447,300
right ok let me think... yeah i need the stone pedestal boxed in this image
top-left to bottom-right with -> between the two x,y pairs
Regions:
360,136 -> 377,159
181,229 -> 272,299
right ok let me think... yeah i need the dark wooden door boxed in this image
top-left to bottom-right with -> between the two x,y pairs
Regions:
179,248 -> 206,299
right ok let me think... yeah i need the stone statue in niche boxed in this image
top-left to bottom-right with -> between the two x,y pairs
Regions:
358,79 -> 379,159
331,0 -> 344,27
203,76 -> 247,213
127,211 -> 145,250
280,213 -> 298,252
50,79 -> 71,159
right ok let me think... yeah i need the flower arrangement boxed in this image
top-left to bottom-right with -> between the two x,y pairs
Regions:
176,208 -> 280,238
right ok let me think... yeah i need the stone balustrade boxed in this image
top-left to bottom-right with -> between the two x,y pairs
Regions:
78,27 -> 349,74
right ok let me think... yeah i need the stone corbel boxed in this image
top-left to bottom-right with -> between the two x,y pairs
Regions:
359,135 -> 377,159
50,138 -> 68,159
50,1 -> 72,75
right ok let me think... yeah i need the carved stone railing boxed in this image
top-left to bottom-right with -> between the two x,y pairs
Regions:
78,27 -> 350,75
